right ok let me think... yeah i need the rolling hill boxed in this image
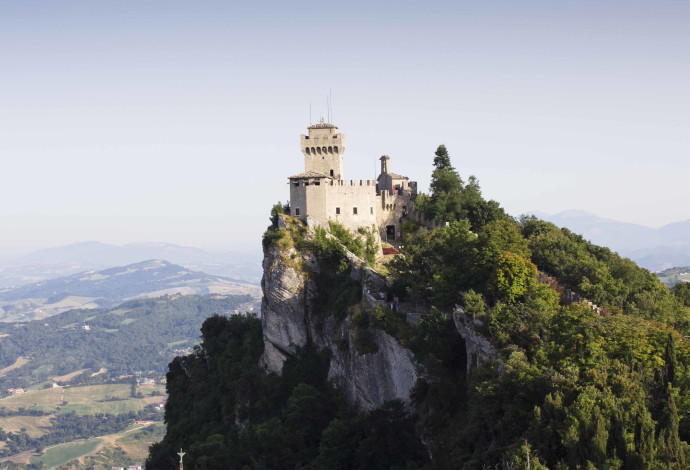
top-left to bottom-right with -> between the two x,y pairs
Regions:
0,259 -> 260,322
0,293 -> 257,391
0,241 -> 262,289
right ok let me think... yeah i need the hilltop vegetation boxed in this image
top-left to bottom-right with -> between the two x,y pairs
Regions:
151,146 -> 689,469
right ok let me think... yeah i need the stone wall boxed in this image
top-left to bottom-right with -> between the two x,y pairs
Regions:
290,179 -> 379,234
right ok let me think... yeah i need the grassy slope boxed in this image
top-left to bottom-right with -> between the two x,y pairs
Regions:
34,438 -> 103,469
0,356 -> 28,378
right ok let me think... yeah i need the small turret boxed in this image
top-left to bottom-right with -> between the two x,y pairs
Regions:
380,155 -> 390,175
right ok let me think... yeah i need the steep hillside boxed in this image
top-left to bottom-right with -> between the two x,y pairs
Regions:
0,259 -> 259,322
150,152 -> 689,469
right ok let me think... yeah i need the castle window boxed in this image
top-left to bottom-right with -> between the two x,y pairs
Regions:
336,207 -> 340,215
334,146 -> 338,153
314,181 -> 320,186
370,207 -> 373,214
330,169 -> 334,177
328,146 -> 333,154
305,147 -> 311,155
353,207 -> 358,215
312,147 -> 316,154
322,147 -> 327,154
317,147 -> 322,155
293,182 -> 299,187
295,208 -> 300,216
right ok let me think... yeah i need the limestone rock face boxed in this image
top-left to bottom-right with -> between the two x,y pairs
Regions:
452,308 -> 495,372
327,321 -> 417,410
260,219 -> 417,410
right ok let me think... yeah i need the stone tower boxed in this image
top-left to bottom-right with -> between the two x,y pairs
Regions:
300,119 -> 345,179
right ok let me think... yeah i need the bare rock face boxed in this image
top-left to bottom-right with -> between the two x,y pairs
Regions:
260,217 -> 417,410
452,308 -> 495,372
327,320 -> 417,410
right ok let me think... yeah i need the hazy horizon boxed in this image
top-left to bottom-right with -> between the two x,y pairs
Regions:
2,1 -> 689,257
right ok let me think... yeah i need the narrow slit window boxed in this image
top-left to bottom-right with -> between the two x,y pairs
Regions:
295,208 -> 300,216
336,207 -> 340,215
353,207 -> 358,215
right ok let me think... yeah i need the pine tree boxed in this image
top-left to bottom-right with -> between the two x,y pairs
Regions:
432,144 -> 453,170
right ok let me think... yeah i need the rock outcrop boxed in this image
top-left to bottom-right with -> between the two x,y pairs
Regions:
260,216 -> 417,410
452,307 -> 495,372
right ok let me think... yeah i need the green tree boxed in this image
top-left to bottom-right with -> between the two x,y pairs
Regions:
490,252 -> 538,304
429,145 -> 464,222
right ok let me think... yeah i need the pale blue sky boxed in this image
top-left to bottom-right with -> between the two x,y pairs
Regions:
1,1 -> 689,256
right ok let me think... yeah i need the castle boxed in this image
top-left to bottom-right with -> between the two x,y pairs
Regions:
288,120 -> 417,244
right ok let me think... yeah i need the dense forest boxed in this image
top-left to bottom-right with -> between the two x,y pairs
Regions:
149,146 -> 689,469
0,294 -> 254,390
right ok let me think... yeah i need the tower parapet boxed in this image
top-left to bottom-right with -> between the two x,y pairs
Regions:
301,119 -> 345,179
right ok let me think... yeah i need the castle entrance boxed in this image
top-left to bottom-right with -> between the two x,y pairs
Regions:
386,225 -> 396,241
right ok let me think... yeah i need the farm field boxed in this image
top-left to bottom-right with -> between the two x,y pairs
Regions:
0,383 -> 166,467
0,383 -> 165,414
0,415 -> 53,438
29,422 -> 165,469
33,438 -> 103,469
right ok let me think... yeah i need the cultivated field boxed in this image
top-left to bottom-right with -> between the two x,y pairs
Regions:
0,415 -> 53,438
0,383 -> 166,414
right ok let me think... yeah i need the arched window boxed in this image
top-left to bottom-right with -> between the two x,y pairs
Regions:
312,147 -> 316,154
334,146 -> 338,153
305,147 -> 311,155
322,147 -> 327,154
328,146 -> 333,154
317,147 -> 322,155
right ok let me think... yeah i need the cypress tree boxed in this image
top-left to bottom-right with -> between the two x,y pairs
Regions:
665,332 -> 677,385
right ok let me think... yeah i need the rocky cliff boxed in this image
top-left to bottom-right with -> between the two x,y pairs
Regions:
260,215 -> 417,410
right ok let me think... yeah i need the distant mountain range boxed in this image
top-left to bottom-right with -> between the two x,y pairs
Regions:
0,241 -> 263,289
531,210 -> 690,271
0,259 -> 261,322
